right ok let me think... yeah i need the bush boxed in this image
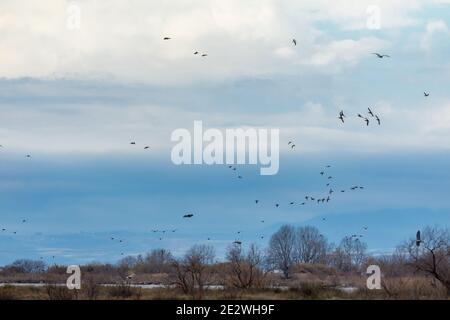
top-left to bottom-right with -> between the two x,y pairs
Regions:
45,284 -> 78,300
108,283 -> 141,299
0,286 -> 18,300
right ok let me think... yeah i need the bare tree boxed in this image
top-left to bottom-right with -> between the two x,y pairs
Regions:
295,226 -> 328,264
137,249 -> 173,273
226,243 -> 264,289
267,225 -> 296,278
172,244 -> 215,299
8,259 -> 46,274
401,226 -> 450,295
331,236 -> 367,272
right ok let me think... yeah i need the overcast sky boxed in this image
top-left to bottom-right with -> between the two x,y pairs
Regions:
0,0 -> 449,265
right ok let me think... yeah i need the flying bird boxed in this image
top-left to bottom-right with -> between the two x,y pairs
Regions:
375,115 -> 381,125
183,214 -> 194,218
372,53 -> 390,58
368,108 -> 374,117
194,51 -> 199,55
358,113 -> 370,125
233,241 -> 242,245
163,37 -> 171,40
338,110 -> 345,123
292,39 -> 297,46
424,92 -> 430,97
201,54 -> 208,57
416,230 -> 421,247
144,146 -> 150,149
130,142 -> 136,145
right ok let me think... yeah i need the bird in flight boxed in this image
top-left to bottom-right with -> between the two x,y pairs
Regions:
368,108 -> 374,117
372,53 -> 390,58
292,39 -> 297,46
194,51 -> 199,55
416,230 -> 421,247
358,114 -> 370,126
338,110 -> 345,123
163,37 -> 171,40
424,92 -> 430,97
144,146 -> 150,149
233,241 -> 242,245
255,200 -> 259,204
130,142 -> 136,145
375,115 -> 381,125
26,155 -> 32,158
183,214 -> 194,218
201,54 -> 208,57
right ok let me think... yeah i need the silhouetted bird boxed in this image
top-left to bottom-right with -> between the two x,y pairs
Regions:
338,110 -> 345,123
372,53 -> 390,58
292,39 -> 297,46
368,108 -> 374,117
183,214 -> 194,218
163,37 -> 171,40
375,115 -> 381,125
424,92 -> 430,97
416,230 -> 421,247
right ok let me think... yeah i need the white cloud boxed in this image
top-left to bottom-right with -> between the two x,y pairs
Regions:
420,20 -> 449,51
0,0 -> 436,84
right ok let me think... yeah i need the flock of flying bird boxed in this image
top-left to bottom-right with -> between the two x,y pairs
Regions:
0,36 -> 432,262
338,108 -> 381,126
